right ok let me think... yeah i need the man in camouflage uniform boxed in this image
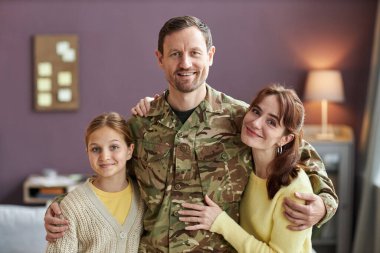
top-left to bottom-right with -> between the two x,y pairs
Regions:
44,15 -> 337,252
127,16 -> 337,252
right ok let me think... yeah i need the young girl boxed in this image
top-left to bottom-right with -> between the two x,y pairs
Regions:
46,112 -> 144,253
178,85 -> 313,253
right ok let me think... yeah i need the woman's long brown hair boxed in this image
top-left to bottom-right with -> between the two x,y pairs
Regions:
249,84 -> 305,199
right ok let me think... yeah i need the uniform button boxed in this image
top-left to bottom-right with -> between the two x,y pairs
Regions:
120,232 -> 127,239
178,132 -> 183,138
173,211 -> 179,217
221,152 -> 228,160
174,184 -> 181,190
180,144 -> 188,153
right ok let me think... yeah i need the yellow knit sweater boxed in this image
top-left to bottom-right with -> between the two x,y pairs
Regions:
211,170 -> 313,253
46,179 -> 144,253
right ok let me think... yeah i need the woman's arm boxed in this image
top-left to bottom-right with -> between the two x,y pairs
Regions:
179,175 -> 313,253
210,195 -> 311,253
179,195 -> 223,231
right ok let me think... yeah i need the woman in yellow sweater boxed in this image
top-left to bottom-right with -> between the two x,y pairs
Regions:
46,112 -> 144,253
179,84 -> 313,253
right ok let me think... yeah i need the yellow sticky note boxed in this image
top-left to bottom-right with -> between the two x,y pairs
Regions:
57,71 -> 72,86
37,78 -> 52,91
38,93 -> 52,107
38,62 -> 52,77
57,89 -> 72,102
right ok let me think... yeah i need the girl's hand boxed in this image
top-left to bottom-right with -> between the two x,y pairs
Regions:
130,94 -> 159,117
178,195 -> 223,231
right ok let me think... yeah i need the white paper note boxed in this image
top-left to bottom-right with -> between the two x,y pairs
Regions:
37,78 -> 52,91
62,49 -> 76,62
57,71 -> 72,86
57,88 -> 72,102
38,62 -> 52,77
56,41 -> 70,55
38,93 -> 52,107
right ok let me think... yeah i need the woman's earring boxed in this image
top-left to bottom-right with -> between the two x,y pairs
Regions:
277,145 -> 283,155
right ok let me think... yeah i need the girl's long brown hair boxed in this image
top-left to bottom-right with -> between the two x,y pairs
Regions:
85,112 -> 132,148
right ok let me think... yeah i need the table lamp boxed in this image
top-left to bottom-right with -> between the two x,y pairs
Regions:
304,70 -> 345,139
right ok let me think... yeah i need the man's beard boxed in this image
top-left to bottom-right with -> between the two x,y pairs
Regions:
171,70 -> 205,93
173,80 -> 204,93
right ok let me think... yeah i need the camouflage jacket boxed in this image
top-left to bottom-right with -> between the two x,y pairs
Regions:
126,84 -> 338,253
298,141 -> 338,226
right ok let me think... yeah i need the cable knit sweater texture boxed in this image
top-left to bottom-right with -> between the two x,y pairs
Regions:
45,179 -> 144,253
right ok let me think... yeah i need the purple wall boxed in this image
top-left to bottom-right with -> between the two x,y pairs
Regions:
0,0 -> 377,204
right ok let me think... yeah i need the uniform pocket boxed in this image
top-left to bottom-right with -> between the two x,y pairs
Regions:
134,140 -> 172,207
195,139 -> 250,204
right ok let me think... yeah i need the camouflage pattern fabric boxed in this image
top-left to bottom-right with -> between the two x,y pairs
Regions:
126,84 -> 338,252
127,85 -> 251,252
298,141 -> 339,226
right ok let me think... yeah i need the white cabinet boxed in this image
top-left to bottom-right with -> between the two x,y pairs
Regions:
23,174 -> 85,204
303,125 -> 354,253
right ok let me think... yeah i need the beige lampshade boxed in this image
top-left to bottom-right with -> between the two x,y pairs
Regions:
304,70 -> 345,102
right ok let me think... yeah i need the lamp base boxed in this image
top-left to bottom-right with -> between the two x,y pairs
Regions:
316,131 -> 335,140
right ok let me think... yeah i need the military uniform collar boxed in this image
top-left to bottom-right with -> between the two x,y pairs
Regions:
143,90 -> 176,128
200,84 -> 223,113
146,84 -> 224,118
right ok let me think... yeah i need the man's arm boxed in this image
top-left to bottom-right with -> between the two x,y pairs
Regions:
44,195 -> 69,241
284,139 -> 338,230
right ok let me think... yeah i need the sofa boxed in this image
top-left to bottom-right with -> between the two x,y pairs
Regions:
0,205 -> 47,253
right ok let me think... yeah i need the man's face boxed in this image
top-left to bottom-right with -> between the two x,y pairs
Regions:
155,26 -> 215,93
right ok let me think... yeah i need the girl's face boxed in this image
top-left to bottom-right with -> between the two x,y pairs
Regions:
87,126 -> 133,180
241,95 -> 292,154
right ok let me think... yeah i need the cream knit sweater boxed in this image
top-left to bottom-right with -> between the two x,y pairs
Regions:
46,179 -> 144,253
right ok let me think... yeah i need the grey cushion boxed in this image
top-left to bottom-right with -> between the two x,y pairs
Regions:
0,205 -> 47,253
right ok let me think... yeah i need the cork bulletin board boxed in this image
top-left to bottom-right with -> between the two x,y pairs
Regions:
33,34 -> 79,111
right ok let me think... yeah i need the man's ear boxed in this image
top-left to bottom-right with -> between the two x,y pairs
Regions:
208,46 -> 216,66
155,50 -> 163,67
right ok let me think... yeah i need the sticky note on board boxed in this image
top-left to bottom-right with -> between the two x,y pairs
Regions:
57,71 -> 72,86
38,62 -> 52,76
38,93 -> 52,107
56,41 -> 70,55
57,88 -> 72,102
62,49 -> 76,62
37,78 -> 52,91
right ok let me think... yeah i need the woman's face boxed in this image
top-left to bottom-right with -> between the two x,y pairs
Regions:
241,95 -> 291,153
